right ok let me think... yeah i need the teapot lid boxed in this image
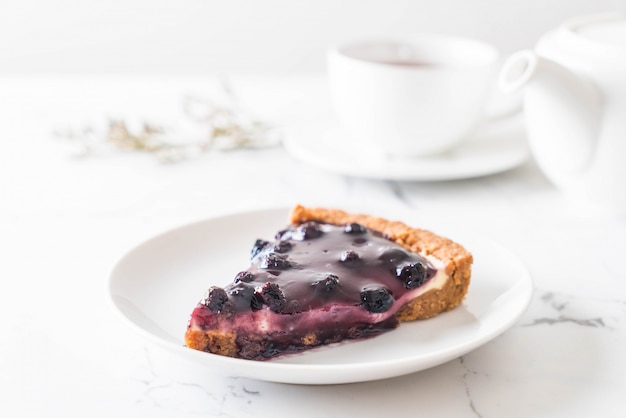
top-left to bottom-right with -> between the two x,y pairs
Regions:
536,13 -> 626,67
563,13 -> 626,51
570,13 -> 626,46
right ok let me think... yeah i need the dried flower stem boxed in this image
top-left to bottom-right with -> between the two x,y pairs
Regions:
54,80 -> 280,163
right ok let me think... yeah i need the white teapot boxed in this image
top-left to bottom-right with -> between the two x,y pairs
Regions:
499,13 -> 626,213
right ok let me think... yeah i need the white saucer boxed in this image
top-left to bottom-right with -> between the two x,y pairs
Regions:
283,114 -> 529,181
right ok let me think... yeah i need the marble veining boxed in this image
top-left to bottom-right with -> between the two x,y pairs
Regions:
525,290 -> 622,330
527,316 -> 606,328
459,356 -> 483,418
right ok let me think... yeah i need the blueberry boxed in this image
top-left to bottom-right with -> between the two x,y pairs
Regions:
272,240 -> 293,253
340,250 -> 360,263
228,283 -> 263,311
260,282 -> 286,313
344,223 -> 367,234
360,287 -> 394,313
234,271 -> 254,283
312,274 -> 340,293
260,252 -> 292,270
275,229 -> 291,240
250,292 -> 264,311
275,222 -> 323,241
201,286 -> 229,312
293,222 -> 323,240
251,239 -> 269,259
395,262 -> 428,289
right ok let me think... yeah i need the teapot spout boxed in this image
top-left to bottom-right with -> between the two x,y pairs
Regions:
499,50 -> 601,176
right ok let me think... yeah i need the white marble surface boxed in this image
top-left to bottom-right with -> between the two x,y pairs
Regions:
1,75 -> 625,417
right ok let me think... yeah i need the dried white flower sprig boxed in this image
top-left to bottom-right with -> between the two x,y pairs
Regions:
53,81 -> 281,163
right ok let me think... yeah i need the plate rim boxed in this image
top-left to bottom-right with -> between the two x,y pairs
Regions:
107,207 -> 533,384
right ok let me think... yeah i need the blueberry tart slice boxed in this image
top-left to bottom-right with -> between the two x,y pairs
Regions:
184,205 -> 473,360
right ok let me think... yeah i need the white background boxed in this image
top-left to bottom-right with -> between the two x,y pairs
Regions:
3,2 -> 626,417
1,0 -> 625,75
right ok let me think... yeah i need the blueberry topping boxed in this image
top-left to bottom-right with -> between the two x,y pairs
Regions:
285,299 -> 301,313
272,241 -> 293,253
251,239 -> 269,259
227,282 -> 263,310
395,262 -> 428,289
275,229 -> 289,240
352,237 -> 368,246
274,222 -> 323,241
250,292 -> 264,310
340,250 -> 360,263
293,222 -> 323,240
344,223 -> 367,234
234,271 -> 254,283
203,222 -> 437,320
225,282 -> 254,311
201,286 -> 229,312
228,284 -> 248,297
260,282 -> 286,313
312,274 -> 340,293
360,287 -> 394,313
260,252 -> 292,270
379,248 -> 408,264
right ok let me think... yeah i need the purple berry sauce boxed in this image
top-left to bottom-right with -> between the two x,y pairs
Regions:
191,221 -> 438,360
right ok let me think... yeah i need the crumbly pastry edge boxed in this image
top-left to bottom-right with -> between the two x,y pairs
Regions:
185,204 -> 473,357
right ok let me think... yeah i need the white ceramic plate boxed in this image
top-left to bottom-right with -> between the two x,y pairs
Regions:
108,207 -> 532,385
282,114 -> 529,181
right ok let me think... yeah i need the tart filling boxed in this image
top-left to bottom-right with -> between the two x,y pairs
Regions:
185,208 -> 471,361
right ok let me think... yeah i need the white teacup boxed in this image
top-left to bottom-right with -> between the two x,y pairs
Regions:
327,35 -> 500,158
